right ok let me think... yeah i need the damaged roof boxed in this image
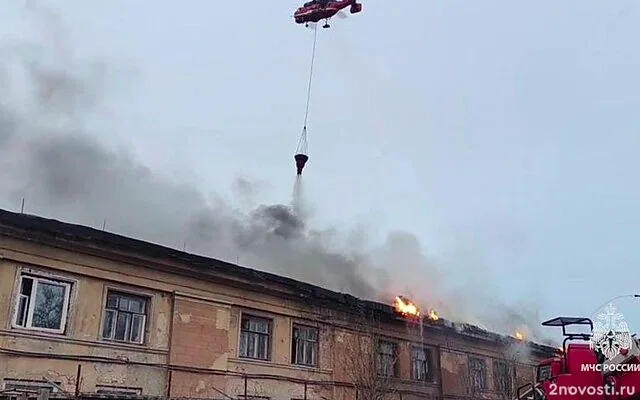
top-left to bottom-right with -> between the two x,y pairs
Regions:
0,209 -> 557,358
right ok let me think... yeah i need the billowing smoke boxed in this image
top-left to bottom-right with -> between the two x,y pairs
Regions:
504,340 -> 533,364
0,2 -> 550,343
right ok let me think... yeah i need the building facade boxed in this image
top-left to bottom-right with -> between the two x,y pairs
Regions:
0,209 -> 555,400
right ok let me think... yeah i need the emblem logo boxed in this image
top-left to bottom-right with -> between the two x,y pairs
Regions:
590,303 -> 632,360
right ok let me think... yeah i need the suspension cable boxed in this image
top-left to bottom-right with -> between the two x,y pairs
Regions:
296,24 -> 318,154
303,24 -> 318,129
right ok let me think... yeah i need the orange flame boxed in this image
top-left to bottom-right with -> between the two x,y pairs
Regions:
394,296 -> 420,317
515,331 -> 524,340
428,309 -> 439,320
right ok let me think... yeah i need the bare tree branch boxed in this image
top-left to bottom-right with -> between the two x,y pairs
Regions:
494,342 -> 524,400
339,312 -> 398,400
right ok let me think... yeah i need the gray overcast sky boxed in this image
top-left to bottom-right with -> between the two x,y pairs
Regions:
2,0 -> 640,340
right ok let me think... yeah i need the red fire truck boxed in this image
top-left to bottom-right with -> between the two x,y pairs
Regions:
518,317 -> 640,399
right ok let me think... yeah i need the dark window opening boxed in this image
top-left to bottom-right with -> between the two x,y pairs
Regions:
411,345 -> 435,381
377,341 -> 398,377
469,356 -> 487,393
494,360 -> 513,395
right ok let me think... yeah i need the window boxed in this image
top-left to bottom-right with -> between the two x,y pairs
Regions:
13,273 -> 72,334
102,290 -> 148,344
376,341 -> 397,377
96,385 -> 142,395
292,324 -> 319,366
237,397 -> 269,400
469,357 -> 487,393
239,314 -> 272,360
494,360 -> 513,394
2,379 -> 60,394
537,364 -> 552,382
411,345 -> 434,381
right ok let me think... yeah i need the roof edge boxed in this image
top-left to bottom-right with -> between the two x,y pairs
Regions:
0,209 -> 558,357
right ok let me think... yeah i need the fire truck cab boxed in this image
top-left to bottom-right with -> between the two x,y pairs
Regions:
517,317 -> 640,400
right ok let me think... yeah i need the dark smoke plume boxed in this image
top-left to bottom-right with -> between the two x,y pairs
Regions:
0,2 -> 549,342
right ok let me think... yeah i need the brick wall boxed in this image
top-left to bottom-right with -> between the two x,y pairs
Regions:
440,350 -> 470,398
168,296 -> 230,397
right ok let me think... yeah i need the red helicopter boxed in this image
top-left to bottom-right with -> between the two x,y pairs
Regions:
294,0 -> 363,29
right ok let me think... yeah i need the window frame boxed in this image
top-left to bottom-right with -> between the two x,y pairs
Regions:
238,313 -> 273,361
95,385 -> 142,396
11,273 -> 72,335
493,359 -> 513,394
468,356 -> 488,393
376,340 -> 398,377
410,344 -> 435,382
291,323 -> 319,367
100,289 -> 150,345
2,379 -> 61,394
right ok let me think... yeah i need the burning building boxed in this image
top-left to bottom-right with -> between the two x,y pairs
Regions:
0,209 -> 556,400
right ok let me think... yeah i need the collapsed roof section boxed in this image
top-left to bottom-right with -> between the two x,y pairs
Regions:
0,209 -> 557,358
